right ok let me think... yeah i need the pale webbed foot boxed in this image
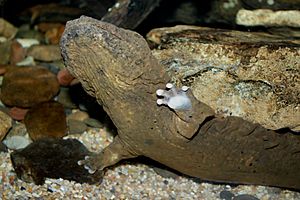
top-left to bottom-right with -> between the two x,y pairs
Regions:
156,83 -> 215,139
156,83 -> 192,110
78,136 -> 138,174
78,153 -> 104,174
156,83 -> 208,139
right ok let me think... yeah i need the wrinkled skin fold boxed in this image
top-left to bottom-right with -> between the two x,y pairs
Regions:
60,16 -> 300,190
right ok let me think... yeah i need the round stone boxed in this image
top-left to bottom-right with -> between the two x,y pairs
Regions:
1,66 -> 60,108
24,101 -> 67,141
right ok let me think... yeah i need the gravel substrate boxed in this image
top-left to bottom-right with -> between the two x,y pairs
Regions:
1,127 -> 299,199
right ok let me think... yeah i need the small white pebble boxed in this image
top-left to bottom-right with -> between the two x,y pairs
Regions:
16,38 -> 40,48
16,56 -> 35,66
0,36 -> 7,42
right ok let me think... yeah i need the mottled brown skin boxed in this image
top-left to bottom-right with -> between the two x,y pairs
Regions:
60,16 -> 300,189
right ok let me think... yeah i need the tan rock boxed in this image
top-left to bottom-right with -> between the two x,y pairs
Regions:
203,0 -> 300,26
0,18 -> 18,39
10,40 -> 27,64
236,9 -> 300,27
67,119 -> 87,135
147,25 -> 300,130
16,56 -> 36,66
45,24 -> 65,45
56,87 -> 77,109
67,110 -> 89,122
1,66 -> 60,107
27,44 -> 61,61
0,110 -> 12,141
24,101 -> 67,141
0,40 -> 11,65
7,123 -> 27,137
0,64 -> 8,75
16,38 -> 40,48
37,22 -> 64,32
57,68 -> 75,86
8,107 -> 29,121
3,123 -> 31,150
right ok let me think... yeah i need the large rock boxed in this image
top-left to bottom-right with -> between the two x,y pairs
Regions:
147,25 -> 300,131
236,9 -> 300,27
204,0 -> 300,26
1,66 -> 60,107
24,101 -> 67,141
0,40 -> 11,65
0,18 -> 18,39
27,44 -> 61,62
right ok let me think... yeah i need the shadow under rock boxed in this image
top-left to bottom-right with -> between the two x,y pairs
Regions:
68,84 -> 118,135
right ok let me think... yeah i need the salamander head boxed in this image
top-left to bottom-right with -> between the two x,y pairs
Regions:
60,16 -> 165,96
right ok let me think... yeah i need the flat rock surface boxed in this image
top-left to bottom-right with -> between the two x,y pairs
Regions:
0,40 -> 11,65
1,66 -> 60,107
3,122 -> 32,150
24,101 -> 67,141
8,107 -> 29,121
10,40 -> 27,64
147,25 -> 300,131
236,9 -> 300,27
27,44 -> 61,62
0,18 -> 18,39
67,119 -> 87,135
